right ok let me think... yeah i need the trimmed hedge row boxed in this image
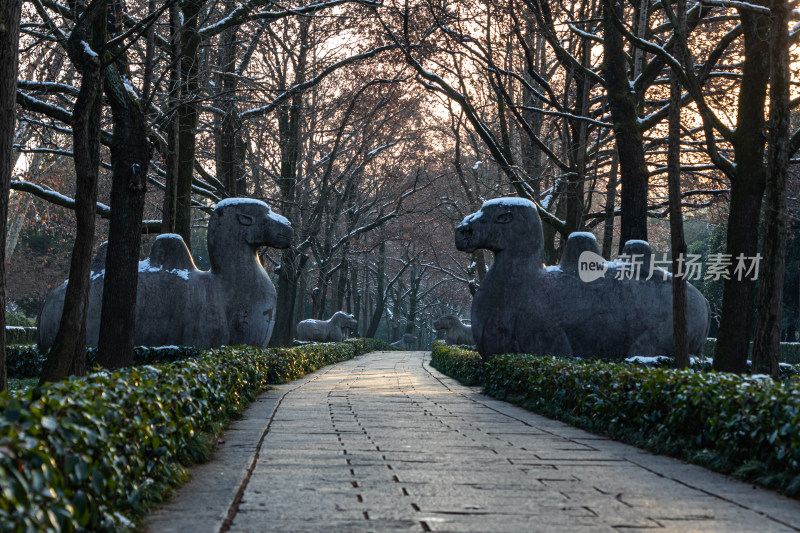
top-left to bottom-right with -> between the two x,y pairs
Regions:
705,338 -> 800,364
0,338 -> 390,531
430,341 -> 800,497
5,326 -> 36,346
5,345 -> 204,380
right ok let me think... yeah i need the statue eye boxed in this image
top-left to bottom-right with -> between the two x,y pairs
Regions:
496,212 -> 513,224
237,213 -> 255,226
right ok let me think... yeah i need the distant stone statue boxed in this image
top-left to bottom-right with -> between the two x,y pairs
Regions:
455,197 -> 711,361
433,314 -> 473,345
37,198 -> 293,350
391,333 -> 417,350
295,311 -> 358,343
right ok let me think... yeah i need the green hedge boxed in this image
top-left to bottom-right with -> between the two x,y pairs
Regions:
430,341 -> 800,497
5,345 -> 204,380
5,326 -> 36,346
705,338 -> 800,364
0,338 -> 390,531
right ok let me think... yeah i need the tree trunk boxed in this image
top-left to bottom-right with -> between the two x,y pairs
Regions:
97,30 -> 151,369
668,0 -> 689,369
751,0 -> 790,377
270,249 -> 305,346
39,0 -> 105,385
0,0 -> 22,391
602,0 -> 649,251
365,243 -> 386,339
601,151 -> 618,258
713,9 -> 770,374
174,0 -> 203,246
269,22 -> 308,346
161,3 -> 181,234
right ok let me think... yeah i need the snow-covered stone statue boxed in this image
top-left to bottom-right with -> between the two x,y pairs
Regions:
558,232 -> 602,275
37,198 -> 293,350
433,314 -> 473,345
295,311 -> 358,343
455,197 -> 710,361
391,333 -> 417,350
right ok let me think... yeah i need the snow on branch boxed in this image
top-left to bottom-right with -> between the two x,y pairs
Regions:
699,0 -> 771,14
200,0 -> 382,38
11,180 -> 162,233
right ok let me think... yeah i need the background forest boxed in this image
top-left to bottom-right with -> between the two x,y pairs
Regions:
0,0 -> 798,387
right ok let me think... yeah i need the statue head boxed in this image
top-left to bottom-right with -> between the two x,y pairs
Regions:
207,199 -> 293,270
455,197 -> 543,257
433,314 -> 461,330
332,311 -> 358,330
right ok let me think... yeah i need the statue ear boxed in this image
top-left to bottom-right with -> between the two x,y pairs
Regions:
496,212 -> 513,224
237,213 -> 255,226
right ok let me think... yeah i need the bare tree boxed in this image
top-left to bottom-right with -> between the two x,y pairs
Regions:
39,0 -> 106,384
751,0 -> 792,377
0,0 -> 23,390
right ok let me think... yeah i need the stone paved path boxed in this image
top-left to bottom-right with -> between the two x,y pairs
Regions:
146,351 -> 800,532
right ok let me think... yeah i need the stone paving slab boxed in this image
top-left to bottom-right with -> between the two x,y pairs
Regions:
145,351 -> 800,533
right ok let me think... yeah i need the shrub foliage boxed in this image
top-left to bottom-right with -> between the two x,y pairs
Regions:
0,338 -> 389,531
429,341 -> 800,497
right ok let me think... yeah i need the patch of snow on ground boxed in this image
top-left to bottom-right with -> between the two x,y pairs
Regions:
626,355 -> 671,364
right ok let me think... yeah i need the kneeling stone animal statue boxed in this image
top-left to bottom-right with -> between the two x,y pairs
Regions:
433,314 -> 473,345
391,333 -> 417,350
455,197 -> 710,361
296,311 -> 358,343
37,198 -> 293,350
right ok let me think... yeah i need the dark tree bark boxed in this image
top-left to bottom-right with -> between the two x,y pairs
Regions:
162,2 -> 181,234
667,0 -> 689,369
172,0 -> 203,246
269,20 -> 309,347
602,0 -> 649,251
751,0 -> 791,377
713,9 -> 770,374
39,0 -> 105,385
365,243 -> 387,339
97,21 -> 151,369
601,151 -> 618,258
0,0 -> 23,390
215,0 -> 246,197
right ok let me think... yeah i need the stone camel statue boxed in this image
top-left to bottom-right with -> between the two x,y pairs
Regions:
37,198 -> 293,350
455,197 -> 711,361
391,333 -> 417,350
295,311 -> 358,343
433,314 -> 473,345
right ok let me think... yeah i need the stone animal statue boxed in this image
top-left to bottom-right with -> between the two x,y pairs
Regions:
558,232 -> 602,275
295,311 -> 358,343
455,197 -> 711,361
37,198 -> 293,350
433,314 -> 473,345
391,333 -> 417,350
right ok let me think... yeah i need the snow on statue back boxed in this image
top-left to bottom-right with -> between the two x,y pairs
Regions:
295,311 -> 358,343
433,314 -> 473,345
454,197 -> 711,361
37,199 -> 293,350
